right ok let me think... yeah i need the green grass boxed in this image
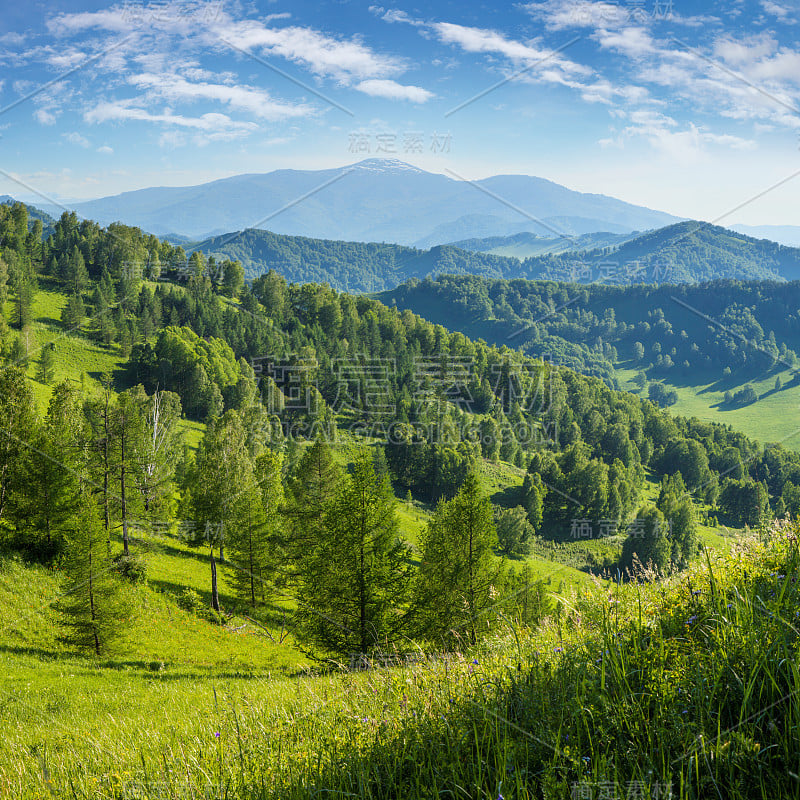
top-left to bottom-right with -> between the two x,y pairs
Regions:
2,281 -> 778,798
616,362 -> 800,451
3,521 -> 798,799
5,283 -> 127,411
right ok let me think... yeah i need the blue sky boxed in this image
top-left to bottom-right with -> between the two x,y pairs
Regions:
1,0 -> 799,224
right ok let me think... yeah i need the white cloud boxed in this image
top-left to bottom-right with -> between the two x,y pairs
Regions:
593,26 -> 655,59
602,109 -> 757,161
129,72 -> 315,120
48,3 -> 407,88
84,100 -> 257,142
97,145 -> 113,154
355,78 -> 434,102
369,6 -> 425,26
219,20 -> 403,83
523,0 -> 720,31
523,1 -> 631,31
64,131 -> 90,147
0,32 -> 26,46
760,1 -> 796,22
34,108 -> 56,125
430,21 -> 588,76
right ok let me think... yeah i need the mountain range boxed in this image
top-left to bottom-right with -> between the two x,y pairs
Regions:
186,220 -> 800,292
38,158 -> 681,245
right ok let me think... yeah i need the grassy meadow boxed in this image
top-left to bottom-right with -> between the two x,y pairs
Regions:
2,520 -> 798,799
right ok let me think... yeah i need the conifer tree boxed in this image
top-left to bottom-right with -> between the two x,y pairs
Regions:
282,436 -> 340,579
84,379 -> 114,540
0,367 -> 37,523
15,382 -> 84,559
228,450 -> 282,607
294,446 -> 412,657
415,470 -> 502,645
56,491 -> 128,656
36,342 -> 56,384
190,410 -> 254,612
112,390 -> 147,556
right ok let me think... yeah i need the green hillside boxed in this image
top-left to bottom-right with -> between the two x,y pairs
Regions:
187,221 -> 800,293
520,221 -> 800,283
4,520 -> 799,799
4,200 -> 800,799
447,230 -> 638,258
384,274 -> 800,450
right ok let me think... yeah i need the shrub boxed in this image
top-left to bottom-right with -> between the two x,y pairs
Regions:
176,588 -> 203,614
112,552 -> 147,584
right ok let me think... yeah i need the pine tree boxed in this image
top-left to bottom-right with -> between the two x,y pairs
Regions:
111,391 -> 147,556
36,343 -> 56,384
414,470 -> 502,645
15,382 -> 84,559
190,410 -> 254,612
84,380 -> 114,540
294,447 -> 412,657
0,367 -> 38,523
282,436 -> 340,579
61,292 -> 86,331
228,450 -> 282,608
56,491 -> 128,656
8,334 -> 28,369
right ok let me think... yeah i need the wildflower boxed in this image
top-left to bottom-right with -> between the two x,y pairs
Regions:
554,647 -> 563,653
686,615 -> 698,624
214,732 -> 220,738
691,590 -> 701,596
472,659 -> 479,665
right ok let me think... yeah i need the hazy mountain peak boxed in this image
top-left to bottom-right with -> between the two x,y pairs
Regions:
47,163 -> 683,243
347,158 -> 430,174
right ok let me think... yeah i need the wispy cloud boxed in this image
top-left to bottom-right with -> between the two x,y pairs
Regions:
217,20 -> 404,84
84,100 -> 257,143
64,131 -> 90,147
355,79 -> 434,102
129,72 -> 315,120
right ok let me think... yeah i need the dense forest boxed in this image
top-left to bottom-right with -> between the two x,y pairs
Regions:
384,273 -> 800,391
188,228 -> 519,290
2,201 -> 800,657
184,220 -> 800,291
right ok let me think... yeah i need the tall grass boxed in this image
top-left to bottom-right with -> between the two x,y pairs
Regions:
2,521 -> 799,798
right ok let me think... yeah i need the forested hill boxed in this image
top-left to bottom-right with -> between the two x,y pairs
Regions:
188,221 -> 800,291
1,196 -> 55,235
2,199 -> 800,559
446,230 -> 638,258
524,221 -> 800,284
186,228 -> 521,291
382,274 -> 800,386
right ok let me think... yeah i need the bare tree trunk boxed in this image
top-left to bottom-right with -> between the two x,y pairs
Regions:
120,427 -> 129,557
210,549 -> 220,613
102,390 -> 111,547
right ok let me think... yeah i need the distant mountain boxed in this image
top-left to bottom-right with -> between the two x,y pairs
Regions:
447,230 -> 639,259
44,158 -> 682,245
190,220 -> 800,292
188,229 -> 525,292
523,221 -> 800,284
731,224 -> 800,248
